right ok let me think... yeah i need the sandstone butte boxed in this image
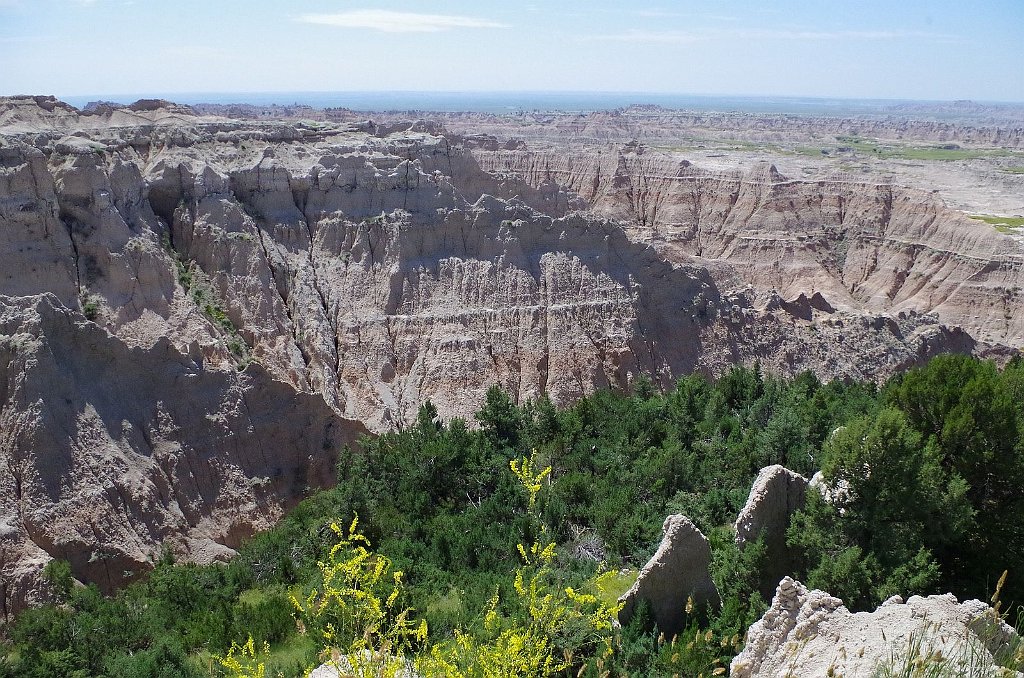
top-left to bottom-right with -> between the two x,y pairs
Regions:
1,95 -> 1023,616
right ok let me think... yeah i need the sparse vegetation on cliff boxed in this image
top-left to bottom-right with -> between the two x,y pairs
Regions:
161,232 -> 251,367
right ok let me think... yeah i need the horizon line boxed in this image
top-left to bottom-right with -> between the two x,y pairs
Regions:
18,90 -> 1024,108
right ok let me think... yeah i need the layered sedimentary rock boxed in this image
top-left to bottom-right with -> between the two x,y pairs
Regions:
411,106 -> 1024,149
0,294 -> 365,619
731,577 -> 1022,678
471,146 -> 1024,349
1,97 -> 1022,613
198,102 -> 1024,149
734,465 -> 811,599
3,98 -> 998,429
617,515 -> 720,637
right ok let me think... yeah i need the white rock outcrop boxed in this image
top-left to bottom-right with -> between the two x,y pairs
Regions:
308,652 -> 418,678
734,464 -> 810,597
617,515 -> 720,637
731,577 -> 1023,678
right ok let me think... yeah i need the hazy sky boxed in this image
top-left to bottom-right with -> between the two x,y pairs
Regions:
1,0 -> 1022,101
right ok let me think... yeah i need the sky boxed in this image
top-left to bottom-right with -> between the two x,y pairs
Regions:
0,0 -> 1022,102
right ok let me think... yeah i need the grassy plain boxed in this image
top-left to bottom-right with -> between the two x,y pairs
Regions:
970,214 -> 1024,233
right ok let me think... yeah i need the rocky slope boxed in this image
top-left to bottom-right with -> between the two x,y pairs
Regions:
1,97 -> 1021,613
0,294 -> 366,619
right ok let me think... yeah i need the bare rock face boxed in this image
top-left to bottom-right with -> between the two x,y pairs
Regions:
0,293 -> 366,619
429,106 -> 1024,150
731,577 -> 1023,678
472,147 -> 1024,350
734,465 -> 810,598
617,515 -> 720,637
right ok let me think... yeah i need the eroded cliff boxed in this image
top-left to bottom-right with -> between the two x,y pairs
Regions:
471,144 -> 1024,347
0,294 -> 366,618
0,97 -> 1020,613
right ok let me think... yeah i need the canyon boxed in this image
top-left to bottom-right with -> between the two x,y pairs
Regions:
1,94 -> 1023,614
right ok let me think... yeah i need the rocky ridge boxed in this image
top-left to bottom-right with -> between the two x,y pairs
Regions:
617,514 -> 719,637
734,465 -> 810,599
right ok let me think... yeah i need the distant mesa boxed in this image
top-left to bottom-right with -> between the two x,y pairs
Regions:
82,100 -> 122,113
126,98 -> 196,115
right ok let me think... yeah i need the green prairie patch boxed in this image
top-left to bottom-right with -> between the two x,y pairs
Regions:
970,214 -> 1024,233
195,633 -> 318,678
1002,167 -> 1024,175
593,568 -> 637,609
898,146 -> 1004,161
833,135 -> 1012,161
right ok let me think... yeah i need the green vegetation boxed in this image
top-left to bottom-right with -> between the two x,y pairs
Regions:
162,232 -> 251,367
790,356 -> 1024,611
1002,167 -> 1024,175
80,293 -> 101,321
969,214 -> 1024,233
657,134 -> 1021,163
2,356 -> 1024,676
831,136 -> 1012,161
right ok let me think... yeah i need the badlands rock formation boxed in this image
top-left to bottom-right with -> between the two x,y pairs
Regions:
0,293 -> 366,619
735,465 -> 811,599
422,106 -> 1024,150
198,103 -> 1024,216
206,102 -> 1024,149
617,514 -> 720,637
2,97 -> 1002,426
1,96 -> 1022,613
731,577 -> 1023,678
470,146 -> 1024,349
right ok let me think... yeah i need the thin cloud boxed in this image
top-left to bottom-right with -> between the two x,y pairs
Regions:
296,10 -> 509,33
585,29 -> 702,44
634,9 -> 741,21
635,10 -> 685,18
163,45 -> 234,60
0,35 -> 53,43
583,27 -> 958,44
765,29 -> 957,40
